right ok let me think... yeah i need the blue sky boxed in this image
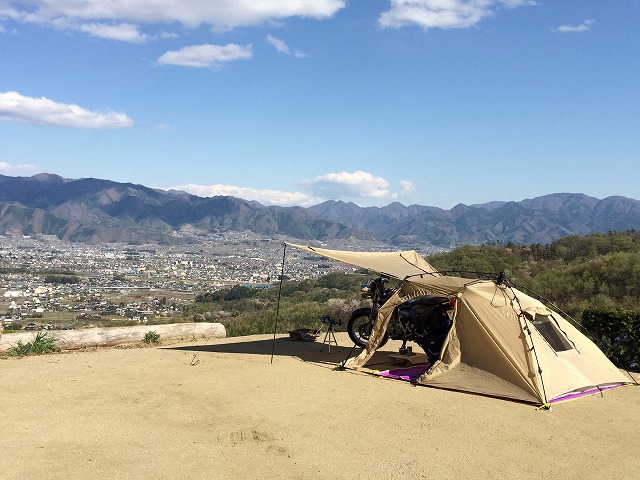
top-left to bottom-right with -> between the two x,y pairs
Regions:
1,1 -> 638,209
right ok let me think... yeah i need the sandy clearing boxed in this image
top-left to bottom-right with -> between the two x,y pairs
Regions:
1,332 -> 638,480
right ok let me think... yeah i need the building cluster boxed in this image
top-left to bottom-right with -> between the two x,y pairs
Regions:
0,232 -> 380,329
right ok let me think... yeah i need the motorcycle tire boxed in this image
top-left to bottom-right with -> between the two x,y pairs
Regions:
347,307 -> 389,349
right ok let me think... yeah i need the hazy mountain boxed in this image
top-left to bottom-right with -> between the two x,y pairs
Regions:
0,174 -> 369,244
1,173 -> 639,247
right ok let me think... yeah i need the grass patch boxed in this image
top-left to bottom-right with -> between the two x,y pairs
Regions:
7,331 -> 60,357
143,330 -> 160,344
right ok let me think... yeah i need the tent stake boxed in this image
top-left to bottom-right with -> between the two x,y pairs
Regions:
271,242 -> 287,364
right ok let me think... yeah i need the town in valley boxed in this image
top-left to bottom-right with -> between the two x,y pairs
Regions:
0,233 -> 426,331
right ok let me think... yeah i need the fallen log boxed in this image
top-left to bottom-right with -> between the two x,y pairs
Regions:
0,322 -> 226,353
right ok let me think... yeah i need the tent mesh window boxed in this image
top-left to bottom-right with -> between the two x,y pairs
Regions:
531,315 -> 573,352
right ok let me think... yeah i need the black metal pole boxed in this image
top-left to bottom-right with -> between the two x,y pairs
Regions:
271,242 -> 287,364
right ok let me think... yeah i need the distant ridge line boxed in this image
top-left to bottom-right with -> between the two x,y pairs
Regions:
1,173 -> 639,247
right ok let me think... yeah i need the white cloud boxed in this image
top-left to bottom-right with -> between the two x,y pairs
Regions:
165,183 -> 321,207
303,171 -> 395,199
0,91 -> 133,128
79,22 -> 147,42
154,123 -> 175,131
554,19 -> 594,33
379,0 -> 534,30
164,172 -> 415,207
266,34 -> 307,58
1,1 -> 345,40
158,30 -> 179,39
0,161 -> 37,173
266,34 -> 289,53
157,44 -> 252,68
400,180 -> 415,194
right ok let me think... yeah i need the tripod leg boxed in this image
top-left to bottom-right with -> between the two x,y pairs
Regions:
322,325 -> 339,353
330,329 -> 339,348
321,328 -> 331,352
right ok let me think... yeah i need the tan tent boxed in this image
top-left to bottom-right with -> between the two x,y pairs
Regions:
289,243 -> 633,405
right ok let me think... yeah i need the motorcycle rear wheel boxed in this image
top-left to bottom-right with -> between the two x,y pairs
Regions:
347,308 -> 389,349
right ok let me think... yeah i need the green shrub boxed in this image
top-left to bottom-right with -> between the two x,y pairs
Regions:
7,331 -> 60,356
143,330 -> 161,344
581,307 -> 640,370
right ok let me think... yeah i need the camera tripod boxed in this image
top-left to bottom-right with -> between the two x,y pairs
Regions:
320,315 -> 340,353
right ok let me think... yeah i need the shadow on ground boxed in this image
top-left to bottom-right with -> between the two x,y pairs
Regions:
164,333 -> 402,369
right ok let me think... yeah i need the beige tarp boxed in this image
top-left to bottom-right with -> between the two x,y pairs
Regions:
286,243 -> 440,280
289,244 -> 632,405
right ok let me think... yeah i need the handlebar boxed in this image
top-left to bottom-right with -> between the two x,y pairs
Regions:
360,276 -> 392,299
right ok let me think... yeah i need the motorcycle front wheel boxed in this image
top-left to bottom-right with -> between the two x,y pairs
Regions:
347,308 -> 389,349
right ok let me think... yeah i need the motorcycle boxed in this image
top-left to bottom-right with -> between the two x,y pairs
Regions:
347,276 -> 454,362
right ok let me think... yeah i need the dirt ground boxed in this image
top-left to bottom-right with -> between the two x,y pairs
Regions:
1,332 -> 639,480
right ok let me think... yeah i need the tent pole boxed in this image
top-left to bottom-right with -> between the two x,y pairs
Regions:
509,285 -> 549,404
271,242 -> 287,364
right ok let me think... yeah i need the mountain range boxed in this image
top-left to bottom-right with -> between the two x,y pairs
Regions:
1,173 -> 639,248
